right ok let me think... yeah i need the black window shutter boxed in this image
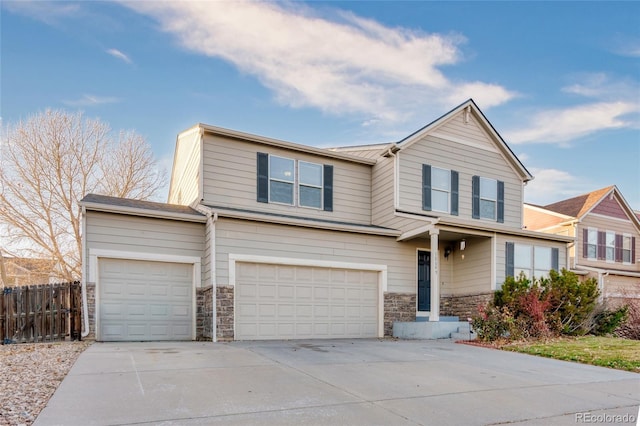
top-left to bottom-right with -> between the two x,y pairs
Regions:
583,228 -> 589,258
472,176 -> 480,219
505,242 -> 514,278
256,152 -> 269,203
422,164 -> 432,211
497,181 -> 505,223
632,237 -> 636,264
597,231 -> 606,260
615,234 -> 623,262
450,170 -> 459,216
323,164 -> 333,212
551,248 -> 559,271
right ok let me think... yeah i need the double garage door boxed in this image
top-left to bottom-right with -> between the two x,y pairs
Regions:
98,258 -> 193,341
235,262 -> 380,340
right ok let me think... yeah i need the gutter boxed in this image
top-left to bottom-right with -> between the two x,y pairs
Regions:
80,201 -> 207,223
81,206 -> 89,338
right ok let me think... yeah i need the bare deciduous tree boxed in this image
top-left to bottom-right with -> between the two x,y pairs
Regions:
0,109 -> 166,281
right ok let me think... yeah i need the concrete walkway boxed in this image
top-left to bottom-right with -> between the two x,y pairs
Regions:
35,339 -> 639,425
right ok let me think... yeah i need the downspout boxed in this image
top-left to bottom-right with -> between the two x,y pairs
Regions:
195,204 -> 218,342
81,206 -> 90,338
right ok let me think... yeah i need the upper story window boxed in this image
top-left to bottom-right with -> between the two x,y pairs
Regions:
586,228 -> 597,259
623,234 -> 632,263
298,161 -> 323,209
582,227 -> 636,264
257,152 -> 333,212
605,230 -> 615,262
472,176 -> 504,223
506,242 -> 559,280
422,164 -> 458,215
269,156 -> 295,205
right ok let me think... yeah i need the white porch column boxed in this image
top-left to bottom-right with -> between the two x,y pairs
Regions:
429,229 -> 440,322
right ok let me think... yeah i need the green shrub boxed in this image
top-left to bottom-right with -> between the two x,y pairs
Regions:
593,305 -> 629,336
541,270 -> 599,335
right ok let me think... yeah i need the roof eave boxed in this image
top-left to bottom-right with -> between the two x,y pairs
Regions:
81,201 -> 207,223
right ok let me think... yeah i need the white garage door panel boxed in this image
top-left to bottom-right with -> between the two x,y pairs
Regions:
236,263 -> 379,340
99,258 -> 193,341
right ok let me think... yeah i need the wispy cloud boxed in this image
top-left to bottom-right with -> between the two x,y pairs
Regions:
121,1 -> 515,126
524,168 -> 593,206
62,94 -> 120,107
2,0 -> 80,25
506,73 -> 639,145
106,48 -> 132,64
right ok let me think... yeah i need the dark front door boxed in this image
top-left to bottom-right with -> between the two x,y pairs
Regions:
417,250 -> 431,311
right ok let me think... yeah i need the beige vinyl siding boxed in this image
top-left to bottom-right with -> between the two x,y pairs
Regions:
577,214 -> 640,271
372,155 -> 397,228
215,218 -> 431,293
495,234 -> 568,287
168,130 -> 201,206
523,206 -> 568,231
330,146 -> 386,160
202,135 -> 372,225
604,275 -> 640,299
85,211 -> 205,281
398,133 -> 523,228
441,237 -> 492,296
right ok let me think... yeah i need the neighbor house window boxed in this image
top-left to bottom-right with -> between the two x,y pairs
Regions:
298,161 -> 323,209
422,164 -> 459,215
472,176 -> 504,222
506,243 -> 559,279
269,155 -> 295,205
623,235 -> 632,263
605,231 -> 615,262
257,152 -> 334,211
586,228 -> 597,259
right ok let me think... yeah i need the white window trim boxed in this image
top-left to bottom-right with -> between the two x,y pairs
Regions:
228,253 -> 387,338
297,160 -> 323,210
587,227 -> 598,260
513,243 -> 554,279
605,230 -> 616,263
268,155 -> 295,206
479,176 -> 497,221
88,248 -> 202,342
622,233 -> 633,265
431,166 -> 451,214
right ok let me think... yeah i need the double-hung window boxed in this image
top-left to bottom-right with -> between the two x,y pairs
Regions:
298,161 -> 323,209
269,156 -> 295,205
472,176 -> 504,222
623,235 -> 632,263
257,152 -> 333,211
605,231 -> 616,262
586,228 -> 597,259
506,243 -> 559,280
422,164 -> 459,215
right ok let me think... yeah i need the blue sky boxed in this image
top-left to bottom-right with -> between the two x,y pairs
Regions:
2,1 -> 639,209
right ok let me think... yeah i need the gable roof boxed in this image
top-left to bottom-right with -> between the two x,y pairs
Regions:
394,99 -> 533,182
81,194 -> 207,223
543,186 -> 640,230
543,186 -> 614,218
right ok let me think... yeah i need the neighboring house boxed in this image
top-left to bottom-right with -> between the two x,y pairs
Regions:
524,186 -> 640,305
2,257 -> 61,286
80,99 -> 572,342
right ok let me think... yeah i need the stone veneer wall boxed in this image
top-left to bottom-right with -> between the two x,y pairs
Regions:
84,282 -> 96,340
196,286 -> 213,341
440,292 -> 494,320
384,292 -> 416,336
216,285 -> 234,341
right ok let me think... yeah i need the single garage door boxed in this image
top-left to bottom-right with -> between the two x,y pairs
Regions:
235,262 -> 379,340
99,258 -> 193,341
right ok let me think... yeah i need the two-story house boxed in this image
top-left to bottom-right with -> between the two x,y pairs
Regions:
524,186 -> 640,306
80,99 -> 572,342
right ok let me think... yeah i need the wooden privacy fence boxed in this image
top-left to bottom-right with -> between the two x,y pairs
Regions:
0,281 -> 82,344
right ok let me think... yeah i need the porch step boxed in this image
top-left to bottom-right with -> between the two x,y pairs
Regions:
393,320 -> 475,340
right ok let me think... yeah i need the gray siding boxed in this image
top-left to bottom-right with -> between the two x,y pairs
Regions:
168,129 -> 201,206
398,126 -> 524,229
202,135 -> 372,224
372,155 -> 396,228
85,211 -> 205,282
442,237 -> 493,296
214,218 -> 435,294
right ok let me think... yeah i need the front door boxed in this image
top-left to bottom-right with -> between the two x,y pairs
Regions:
417,250 -> 431,311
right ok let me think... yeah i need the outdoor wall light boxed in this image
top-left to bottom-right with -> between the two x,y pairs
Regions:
444,247 -> 452,259
460,239 -> 466,251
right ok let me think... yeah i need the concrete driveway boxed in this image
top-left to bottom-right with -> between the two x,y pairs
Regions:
35,339 -> 638,426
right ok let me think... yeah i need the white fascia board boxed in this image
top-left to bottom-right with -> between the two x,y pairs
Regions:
199,124 -> 376,165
